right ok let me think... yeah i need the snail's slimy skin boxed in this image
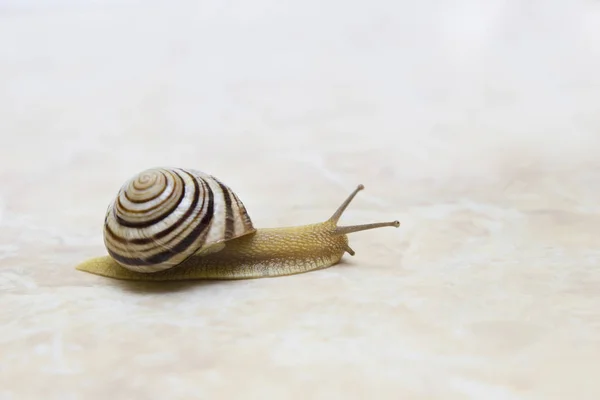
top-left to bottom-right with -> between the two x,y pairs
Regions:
76,222 -> 350,281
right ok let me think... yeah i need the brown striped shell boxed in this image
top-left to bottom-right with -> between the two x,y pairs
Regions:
103,167 -> 256,273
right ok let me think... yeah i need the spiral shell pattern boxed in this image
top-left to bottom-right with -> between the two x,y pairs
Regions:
103,167 -> 256,273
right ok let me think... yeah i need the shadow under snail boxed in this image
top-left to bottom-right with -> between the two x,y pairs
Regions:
75,167 -> 400,281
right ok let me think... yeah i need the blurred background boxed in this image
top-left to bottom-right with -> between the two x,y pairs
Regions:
1,1 -> 600,399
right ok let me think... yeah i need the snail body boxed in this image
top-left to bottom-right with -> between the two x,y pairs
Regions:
75,167 -> 400,281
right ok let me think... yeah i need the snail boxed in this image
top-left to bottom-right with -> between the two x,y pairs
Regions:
75,167 -> 400,281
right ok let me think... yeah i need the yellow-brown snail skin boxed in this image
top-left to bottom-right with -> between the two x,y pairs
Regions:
75,167 -> 400,281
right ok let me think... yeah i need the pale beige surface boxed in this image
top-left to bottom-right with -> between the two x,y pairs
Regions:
2,1 -> 600,399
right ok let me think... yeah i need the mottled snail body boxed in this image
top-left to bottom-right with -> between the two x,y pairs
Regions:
75,167 -> 400,281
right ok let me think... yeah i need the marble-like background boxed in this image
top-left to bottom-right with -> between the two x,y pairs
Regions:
2,1 -> 600,399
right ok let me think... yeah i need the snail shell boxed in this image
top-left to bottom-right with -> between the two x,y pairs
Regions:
103,167 -> 256,273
